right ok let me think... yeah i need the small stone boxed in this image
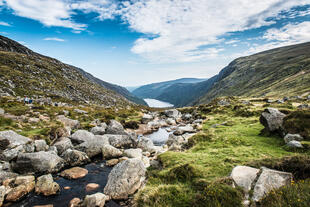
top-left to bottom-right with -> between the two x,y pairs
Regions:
83,193 -> 109,207
86,183 -> 100,192
106,159 -> 119,166
64,186 -> 71,190
33,205 -> 53,207
69,198 -> 81,207
286,140 -> 303,148
60,167 -> 88,179
284,134 -> 303,144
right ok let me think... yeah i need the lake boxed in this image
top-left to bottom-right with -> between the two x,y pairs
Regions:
144,98 -> 174,108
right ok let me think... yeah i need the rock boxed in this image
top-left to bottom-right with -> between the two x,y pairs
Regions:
1,145 -> 25,161
182,113 -> 192,120
277,100 -> 284,104
34,140 -> 48,152
53,137 -> 73,155
150,160 -> 161,169
167,133 -> 195,151
13,151 -> 65,174
123,148 -> 142,159
56,115 -> 80,129
0,171 -> 17,184
284,134 -> 303,144
0,186 -> 5,207
118,157 -> 129,163
0,130 -> 31,150
75,136 -> 109,158
33,205 -> 53,207
64,186 -> 71,190
28,117 -> 40,123
69,198 -> 81,207
60,167 -> 88,179
74,109 -> 87,114
48,146 -> 58,154
252,167 -> 292,202
90,126 -> 106,135
141,156 -> 150,168
61,149 -> 90,167
173,125 -> 195,136
217,99 -> 230,106
0,161 -> 11,171
193,119 -> 203,124
70,130 -> 95,145
106,159 -> 119,166
35,174 -> 60,196
259,108 -> 286,135
166,118 -> 176,125
5,175 -> 35,202
106,120 -> 127,135
83,193 -> 109,207
308,95 -> 310,100
286,140 -> 303,148
137,137 -> 156,153
102,145 -> 122,159
164,109 -> 180,118
231,166 -> 259,193
0,108 -> 4,115
104,158 -> 146,200
106,134 -> 136,149
86,183 -> 100,192
141,114 -> 153,124
298,104 -> 310,109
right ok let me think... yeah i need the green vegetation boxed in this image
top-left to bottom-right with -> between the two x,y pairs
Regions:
283,110 -> 310,140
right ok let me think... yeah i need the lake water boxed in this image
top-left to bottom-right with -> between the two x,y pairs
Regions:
144,98 -> 174,108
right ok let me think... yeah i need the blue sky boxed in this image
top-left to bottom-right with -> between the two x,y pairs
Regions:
0,0 -> 310,87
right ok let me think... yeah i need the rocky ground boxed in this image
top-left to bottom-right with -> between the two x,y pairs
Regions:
0,94 -> 310,207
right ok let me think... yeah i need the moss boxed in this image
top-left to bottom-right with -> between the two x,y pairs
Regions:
283,110 -> 310,140
261,179 -> 310,207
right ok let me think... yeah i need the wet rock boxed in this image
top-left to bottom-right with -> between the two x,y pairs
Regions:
86,183 -> 100,192
56,115 -> 80,130
106,134 -> 136,149
0,186 -> 5,207
75,136 -> 109,158
102,144 -> 122,159
34,140 -> 48,152
62,149 -> 90,167
284,134 -> 303,144
286,140 -> 303,148
106,159 -> 119,166
83,192 -> 109,207
260,108 -> 286,135
0,130 -> 31,150
90,126 -> 106,135
252,167 -> 292,202
60,167 -> 88,179
106,120 -> 127,135
104,158 -> 146,199
141,114 -> 153,124
137,137 -> 156,153
13,151 -> 65,174
164,109 -> 180,118
35,174 -> 60,196
173,125 -> 195,135
53,137 -> 73,155
69,197 -> 81,207
70,130 -> 95,145
5,175 -> 35,202
231,166 -> 259,193
123,148 -> 142,159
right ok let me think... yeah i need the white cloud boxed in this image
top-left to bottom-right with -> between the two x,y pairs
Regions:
43,37 -> 65,42
0,21 -> 10,26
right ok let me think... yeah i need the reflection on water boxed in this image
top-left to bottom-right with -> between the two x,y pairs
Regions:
147,128 -> 172,146
144,99 -> 174,108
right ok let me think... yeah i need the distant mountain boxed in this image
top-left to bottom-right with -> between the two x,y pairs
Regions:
0,35 -> 146,106
126,86 -> 141,92
147,42 -> 310,107
132,78 -> 207,103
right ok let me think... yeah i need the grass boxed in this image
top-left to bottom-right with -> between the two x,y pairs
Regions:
135,104 -> 310,206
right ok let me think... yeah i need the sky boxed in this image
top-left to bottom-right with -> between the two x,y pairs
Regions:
0,0 -> 310,87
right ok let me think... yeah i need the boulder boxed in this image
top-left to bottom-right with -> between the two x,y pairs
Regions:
60,167 -> 88,179
83,193 -> 109,207
173,125 -> 195,136
35,174 -> 60,196
90,126 -> 106,135
53,137 -> 73,155
102,145 -> 122,159
259,108 -> 286,135
123,148 -> 143,159
106,134 -> 136,149
141,156 -> 150,168
104,158 -> 146,200
106,120 -> 126,135
5,175 -> 35,202
141,114 -> 153,124
70,130 -> 95,145
61,149 -> 90,167
34,140 -> 48,152
1,145 -> 25,161
166,118 -> 176,125
137,137 -> 156,153
56,115 -> 80,129
164,109 -> 180,118
252,167 -> 292,202
0,130 -> 31,150
284,134 -> 303,144
231,166 -> 259,193
0,186 -> 5,207
286,140 -> 303,148
13,151 -> 65,174
75,136 -> 109,158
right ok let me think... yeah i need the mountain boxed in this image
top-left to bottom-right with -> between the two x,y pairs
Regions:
126,86 -> 141,92
0,35 -> 146,106
132,78 -> 207,102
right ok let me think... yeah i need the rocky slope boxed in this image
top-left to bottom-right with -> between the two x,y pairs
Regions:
0,35 -> 146,106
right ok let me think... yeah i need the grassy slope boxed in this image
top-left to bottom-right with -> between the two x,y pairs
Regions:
135,99 -> 310,207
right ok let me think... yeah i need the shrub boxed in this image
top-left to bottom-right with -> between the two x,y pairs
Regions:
165,164 -> 200,183
186,132 -> 213,148
283,110 -> 310,140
